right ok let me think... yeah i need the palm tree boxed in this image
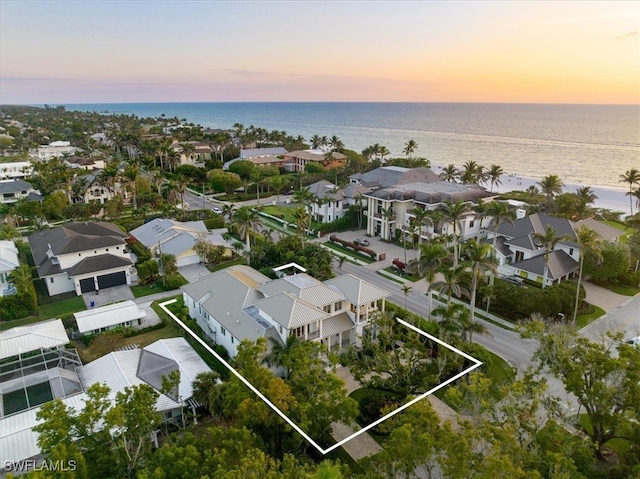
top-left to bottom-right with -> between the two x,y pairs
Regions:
410,207 -> 430,246
462,239 -> 497,340
408,243 -> 448,318
329,135 -> 344,151
439,164 -> 458,182
486,164 -> 504,192
269,176 -> 288,205
263,335 -> 302,379
431,264 -> 469,307
619,168 -> 640,215
353,192 -> 366,229
532,224 -> 569,288
403,139 -> 418,158
538,174 -> 564,207
432,303 -> 488,344
571,226 -> 601,325
460,160 -> 484,184
293,206 -> 310,248
175,175 -> 189,220
484,200 -> 515,256
378,145 -> 390,163
233,206 -> 259,251
293,187 -> 315,216
439,200 -> 470,267
310,134 -> 322,150
401,285 -> 413,310
573,186 -> 598,219
221,204 -> 235,226
122,163 -> 139,210
381,205 -> 395,241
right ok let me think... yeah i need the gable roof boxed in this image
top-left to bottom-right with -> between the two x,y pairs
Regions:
0,319 -> 69,360
0,240 -> 19,273
511,250 -> 578,280
498,213 -> 577,242
74,300 -> 146,334
131,219 -> 229,257
256,273 -> 345,307
325,274 -> 392,306
252,292 -> 328,329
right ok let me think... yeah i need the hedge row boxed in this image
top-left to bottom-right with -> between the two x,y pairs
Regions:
329,235 -> 377,259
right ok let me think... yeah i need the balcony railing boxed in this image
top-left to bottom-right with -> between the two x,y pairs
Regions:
307,330 -> 320,340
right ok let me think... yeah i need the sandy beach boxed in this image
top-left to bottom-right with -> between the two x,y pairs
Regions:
431,165 -> 633,217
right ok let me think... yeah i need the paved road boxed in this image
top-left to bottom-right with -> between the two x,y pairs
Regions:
580,293 -> 640,343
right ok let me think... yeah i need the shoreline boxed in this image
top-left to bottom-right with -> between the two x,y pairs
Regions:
430,164 -> 632,216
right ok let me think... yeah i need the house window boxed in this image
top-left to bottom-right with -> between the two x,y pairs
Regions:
279,326 -> 283,334
291,326 -> 305,338
569,248 -> 574,255
470,220 -> 475,228
231,337 -> 234,344
50,277 -> 54,284
221,327 -> 226,336
323,305 -> 331,313
116,246 -> 119,250
334,301 -> 342,311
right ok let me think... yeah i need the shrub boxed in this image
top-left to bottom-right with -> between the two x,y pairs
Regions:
137,259 -> 159,285
204,216 -> 225,230
616,269 -> 640,287
164,274 -> 188,290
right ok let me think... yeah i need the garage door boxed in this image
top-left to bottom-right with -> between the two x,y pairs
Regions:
79,278 -> 95,293
97,271 -> 127,289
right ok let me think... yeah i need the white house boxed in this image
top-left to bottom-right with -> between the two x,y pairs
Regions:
73,300 -> 147,336
182,265 -> 391,358
29,141 -> 82,161
0,179 -> 43,205
28,222 -> 133,296
358,167 -> 495,241
171,141 -> 212,167
488,213 -> 580,287
306,180 -> 372,223
0,240 -> 19,296
0,161 -> 33,180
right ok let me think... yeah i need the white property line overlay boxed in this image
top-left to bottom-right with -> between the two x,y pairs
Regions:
160,299 -> 483,455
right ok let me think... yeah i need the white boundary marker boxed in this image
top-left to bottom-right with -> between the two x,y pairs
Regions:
160,299 -> 482,455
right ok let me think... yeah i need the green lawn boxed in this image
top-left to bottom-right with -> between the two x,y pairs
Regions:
38,296 -> 87,320
607,283 -> 640,296
599,220 -> 634,243
207,257 -> 247,273
383,266 -> 420,282
130,274 -> 189,298
262,205 -> 298,223
577,305 -> 606,329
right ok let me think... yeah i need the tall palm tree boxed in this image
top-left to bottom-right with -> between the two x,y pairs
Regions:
310,134 -> 322,150
439,164 -> 458,182
462,239 -> 497,340
233,206 -> 259,251
439,200 -> 470,267
408,243 -> 448,318
378,145 -> 390,163
293,187 -> 315,216
573,186 -> 598,219
410,207 -> 430,246
571,226 -> 601,325
401,285 -> 413,310
381,205 -> 395,241
532,224 -> 569,288
293,206 -> 310,248
619,168 -> 640,215
431,264 -> 469,307
460,160 -> 484,184
122,163 -> 139,210
538,174 -> 564,207
175,175 -> 189,220
484,200 -> 515,256
403,139 -> 418,158
269,176 -> 288,205
353,192 -> 365,229
329,135 -> 344,151
432,303 -> 488,344
486,164 -> 504,192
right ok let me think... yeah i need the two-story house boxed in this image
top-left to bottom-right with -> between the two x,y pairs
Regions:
181,265 -> 391,357
28,222 -> 134,296
306,180 -> 372,223
0,179 -> 43,205
488,213 -> 580,287
282,150 -> 347,172
223,147 -> 289,170
29,141 -> 82,161
356,167 -> 495,241
0,161 -> 33,180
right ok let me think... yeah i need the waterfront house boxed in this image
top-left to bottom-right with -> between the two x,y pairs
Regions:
282,150 -> 347,172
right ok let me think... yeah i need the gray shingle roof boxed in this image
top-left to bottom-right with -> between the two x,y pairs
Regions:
511,250 -> 578,280
67,253 -> 132,276
0,179 -> 34,194
498,213 -> 577,243
358,166 -> 441,188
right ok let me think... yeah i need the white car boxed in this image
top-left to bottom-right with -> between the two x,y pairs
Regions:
624,336 -> 639,347
212,206 -> 223,214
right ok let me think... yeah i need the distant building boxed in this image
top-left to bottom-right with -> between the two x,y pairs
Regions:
63,155 -> 105,170
0,179 -> 43,205
28,221 -> 133,296
224,147 -> 288,170
29,141 -> 82,161
306,180 -> 372,223
282,150 -> 347,172
171,141 -> 212,167
0,161 -> 33,180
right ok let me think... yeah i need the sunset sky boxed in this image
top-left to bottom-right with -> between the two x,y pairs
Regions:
1,1 -> 638,104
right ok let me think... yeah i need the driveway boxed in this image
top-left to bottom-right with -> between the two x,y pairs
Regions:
582,281 -> 629,313
82,284 -> 134,308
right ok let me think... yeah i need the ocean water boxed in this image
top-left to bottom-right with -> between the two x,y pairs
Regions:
65,102 -> 639,190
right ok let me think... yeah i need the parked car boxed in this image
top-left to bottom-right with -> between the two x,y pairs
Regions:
354,238 -> 370,246
211,206 -> 223,214
624,336 -> 639,347
503,275 -> 525,286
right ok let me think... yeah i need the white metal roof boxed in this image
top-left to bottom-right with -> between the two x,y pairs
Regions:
73,300 -> 146,334
0,240 -> 19,273
0,392 -> 88,465
0,319 -> 69,360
